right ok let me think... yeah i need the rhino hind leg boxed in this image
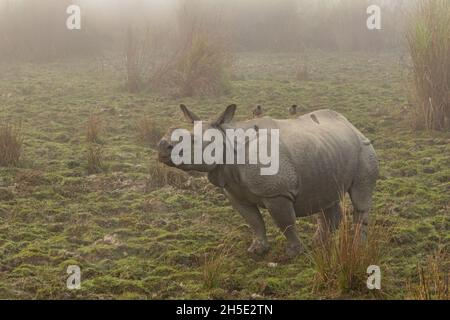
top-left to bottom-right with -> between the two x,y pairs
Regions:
314,202 -> 342,244
263,197 -> 304,258
349,147 -> 378,242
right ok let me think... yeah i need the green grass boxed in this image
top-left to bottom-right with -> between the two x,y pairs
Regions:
407,0 -> 450,130
0,52 -> 448,299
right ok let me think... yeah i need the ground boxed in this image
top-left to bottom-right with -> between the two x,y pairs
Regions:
0,52 -> 448,299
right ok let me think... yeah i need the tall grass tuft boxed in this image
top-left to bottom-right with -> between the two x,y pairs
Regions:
310,198 -> 387,296
136,117 -> 163,148
407,0 -> 450,130
203,241 -> 235,290
86,114 -> 102,144
407,249 -> 449,300
86,144 -> 105,175
146,162 -> 188,191
175,32 -> 232,97
0,123 -> 23,167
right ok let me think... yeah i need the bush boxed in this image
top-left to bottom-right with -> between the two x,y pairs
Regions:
311,199 -> 387,296
407,0 -> 450,130
175,32 -> 231,97
203,245 -> 232,290
146,162 -> 188,191
0,123 -> 23,167
86,144 -> 105,175
86,114 -> 102,144
136,117 -> 164,148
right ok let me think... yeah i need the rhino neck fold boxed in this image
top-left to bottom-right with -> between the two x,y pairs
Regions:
207,164 -> 240,189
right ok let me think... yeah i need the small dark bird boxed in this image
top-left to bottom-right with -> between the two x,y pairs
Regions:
253,105 -> 263,118
289,105 -> 298,116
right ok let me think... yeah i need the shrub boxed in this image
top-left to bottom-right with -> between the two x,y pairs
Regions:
136,117 -> 164,148
175,32 -> 232,97
146,162 -> 188,191
0,123 -> 23,167
311,199 -> 387,295
86,114 -> 102,144
407,0 -> 450,130
203,245 -> 231,290
86,144 -> 105,175
124,24 -> 173,93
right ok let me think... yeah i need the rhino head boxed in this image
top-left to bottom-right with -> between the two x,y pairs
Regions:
157,104 -> 237,173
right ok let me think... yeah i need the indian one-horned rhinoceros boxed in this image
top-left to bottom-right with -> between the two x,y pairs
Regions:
158,104 -> 379,257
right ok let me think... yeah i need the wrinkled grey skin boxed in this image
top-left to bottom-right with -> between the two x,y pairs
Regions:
158,105 -> 379,257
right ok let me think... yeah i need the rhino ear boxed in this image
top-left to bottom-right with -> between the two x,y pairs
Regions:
180,104 -> 200,124
214,104 -> 236,126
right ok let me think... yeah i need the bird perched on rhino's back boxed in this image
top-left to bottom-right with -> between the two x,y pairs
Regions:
157,104 -> 379,258
252,105 -> 263,118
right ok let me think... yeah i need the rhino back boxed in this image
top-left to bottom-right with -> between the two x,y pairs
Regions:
232,110 -> 367,215
281,110 -> 364,214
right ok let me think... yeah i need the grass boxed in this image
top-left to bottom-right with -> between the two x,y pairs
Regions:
146,162 -> 189,191
86,114 -> 102,144
407,0 -> 450,130
136,117 -> 163,148
310,198 -> 388,297
296,64 -> 309,82
0,123 -> 23,167
86,144 -> 105,175
0,51 -> 448,299
407,249 -> 449,300
175,32 -> 232,97
202,243 -> 233,290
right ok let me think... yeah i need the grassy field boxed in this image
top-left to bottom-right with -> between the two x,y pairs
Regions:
0,52 -> 448,299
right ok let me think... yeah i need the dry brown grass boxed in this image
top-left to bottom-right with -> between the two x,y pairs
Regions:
0,123 -> 23,167
407,249 -> 449,300
407,0 -> 450,130
202,240 -> 235,290
175,32 -> 232,97
15,169 -> 46,186
86,144 -> 105,175
86,114 -> 102,144
310,198 -> 388,296
136,117 -> 164,148
146,162 -> 189,191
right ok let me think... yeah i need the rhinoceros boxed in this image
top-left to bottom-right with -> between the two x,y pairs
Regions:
158,104 -> 379,257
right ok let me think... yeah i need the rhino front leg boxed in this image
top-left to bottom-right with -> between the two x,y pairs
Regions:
225,191 -> 270,256
263,197 -> 304,257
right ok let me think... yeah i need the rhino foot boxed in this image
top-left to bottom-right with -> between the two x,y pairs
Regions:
286,242 -> 305,258
247,239 -> 270,257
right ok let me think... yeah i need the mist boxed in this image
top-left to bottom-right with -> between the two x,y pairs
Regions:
0,0 -> 415,61
0,0 -> 448,301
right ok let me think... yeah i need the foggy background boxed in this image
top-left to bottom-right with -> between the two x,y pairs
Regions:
0,0 -> 415,61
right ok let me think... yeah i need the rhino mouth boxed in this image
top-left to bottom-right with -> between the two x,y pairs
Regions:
158,155 -> 175,166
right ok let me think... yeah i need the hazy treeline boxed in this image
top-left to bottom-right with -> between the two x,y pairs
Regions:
0,0 -> 415,61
